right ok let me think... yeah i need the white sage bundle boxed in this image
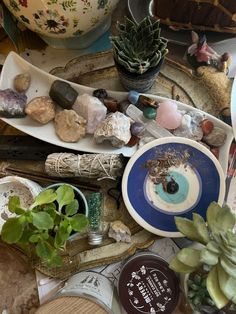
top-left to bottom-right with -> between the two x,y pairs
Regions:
45,153 -> 124,180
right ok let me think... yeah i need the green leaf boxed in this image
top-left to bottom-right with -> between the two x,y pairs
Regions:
217,264 -> 236,302
207,202 -> 235,234
65,199 -> 79,216
193,213 -> 210,244
32,212 -> 54,230
207,241 -> 220,254
1,217 -> 24,243
56,185 -> 74,211
207,266 -> 229,309
54,223 -> 70,248
8,196 -> 24,214
200,248 -> 219,265
48,253 -> 62,268
177,248 -> 201,268
220,256 -> 236,279
69,214 -> 88,232
36,240 -> 54,261
31,189 -> 57,208
175,217 -> 205,244
29,234 -> 40,243
19,228 -> 32,243
169,256 -> 196,273
207,202 -> 222,233
44,203 -> 57,220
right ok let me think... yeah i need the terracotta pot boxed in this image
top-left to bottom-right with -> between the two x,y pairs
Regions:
115,58 -> 164,93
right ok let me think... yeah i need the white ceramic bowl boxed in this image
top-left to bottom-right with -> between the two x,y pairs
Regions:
0,176 -> 42,232
3,0 -> 119,48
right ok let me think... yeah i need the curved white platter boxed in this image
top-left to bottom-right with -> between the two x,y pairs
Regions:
0,51 -> 233,175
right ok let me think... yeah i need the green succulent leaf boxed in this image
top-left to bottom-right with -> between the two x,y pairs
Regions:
217,264 -> 236,302
177,248 -> 201,268
169,256 -> 197,273
43,203 -> 57,220
48,252 -> 62,268
8,196 -> 24,214
193,213 -> 210,244
206,241 -> 220,254
69,214 -> 88,232
226,231 -> 236,248
175,217 -> 206,244
31,189 -> 57,208
207,202 -> 235,234
220,256 -> 236,279
1,217 -> 24,243
56,185 -> 75,211
206,266 -> 229,309
19,228 -> 33,243
200,248 -> 219,265
65,199 -> 79,216
54,222 -> 71,248
110,16 -> 168,74
32,212 -> 54,230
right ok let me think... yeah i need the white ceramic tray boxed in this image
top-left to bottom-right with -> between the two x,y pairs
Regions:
0,52 -> 233,175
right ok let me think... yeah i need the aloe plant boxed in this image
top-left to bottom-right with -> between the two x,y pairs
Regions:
0,184 -> 88,268
169,202 -> 236,310
110,16 -> 168,74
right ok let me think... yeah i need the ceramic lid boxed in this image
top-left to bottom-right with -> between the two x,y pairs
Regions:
118,252 -> 180,314
122,137 -> 225,237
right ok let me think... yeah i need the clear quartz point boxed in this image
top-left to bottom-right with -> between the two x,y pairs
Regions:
126,104 -> 173,138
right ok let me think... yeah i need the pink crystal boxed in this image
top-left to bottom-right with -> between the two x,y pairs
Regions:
73,94 -> 107,134
156,100 -> 182,130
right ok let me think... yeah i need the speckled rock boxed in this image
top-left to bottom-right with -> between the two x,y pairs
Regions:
14,73 -> 31,93
25,96 -> 56,124
203,126 -> 226,147
54,109 -> 86,143
94,112 -> 131,148
108,220 -> 131,243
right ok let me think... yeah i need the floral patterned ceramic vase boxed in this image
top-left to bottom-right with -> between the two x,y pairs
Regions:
2,0 -> 119,48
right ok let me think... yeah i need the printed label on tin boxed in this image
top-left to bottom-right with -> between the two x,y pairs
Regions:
126,265 -> 173,313
58,271 -> 114,310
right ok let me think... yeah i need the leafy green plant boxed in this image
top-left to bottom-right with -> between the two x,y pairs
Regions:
0,184 -> 88,268
169,202 -> 236,311
110,16 -> 168,74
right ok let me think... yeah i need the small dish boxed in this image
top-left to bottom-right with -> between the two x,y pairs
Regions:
0,51 -> 233,174
0,176 -> 42,232
122,137 -> 225,237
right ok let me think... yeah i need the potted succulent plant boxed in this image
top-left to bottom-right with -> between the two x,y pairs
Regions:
169,202 -> 236,314
110,16 -> 168,92
0,184 -> 88,268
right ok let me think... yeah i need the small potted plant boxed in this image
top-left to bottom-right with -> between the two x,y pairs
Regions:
0,183 -> 88,268
169,202 -> 236,314
110,16 -> 168,92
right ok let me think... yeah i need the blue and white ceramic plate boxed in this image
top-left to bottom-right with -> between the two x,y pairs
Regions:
122,137 -> 226,237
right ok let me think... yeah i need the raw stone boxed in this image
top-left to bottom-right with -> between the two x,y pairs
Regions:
0,88 -> 27,118
25,96 -> 56,124
54,109 -> 86,143
14,73 -> 31,93
108,220 -> 131,243
73,94 -> 107,134
49,80 -> 78,109
94,112 -> 131,148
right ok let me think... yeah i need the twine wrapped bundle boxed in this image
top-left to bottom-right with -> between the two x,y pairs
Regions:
45,153 -> 124,180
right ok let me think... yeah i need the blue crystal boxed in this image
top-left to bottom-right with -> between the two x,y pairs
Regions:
128,90 -> 140,105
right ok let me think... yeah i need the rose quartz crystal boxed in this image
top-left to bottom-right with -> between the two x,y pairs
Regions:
73,93 -> 107,134
156,100 -> 182,130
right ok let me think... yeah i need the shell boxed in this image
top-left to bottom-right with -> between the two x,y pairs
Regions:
94,112 -> 131,148
108,220 -> 131,243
